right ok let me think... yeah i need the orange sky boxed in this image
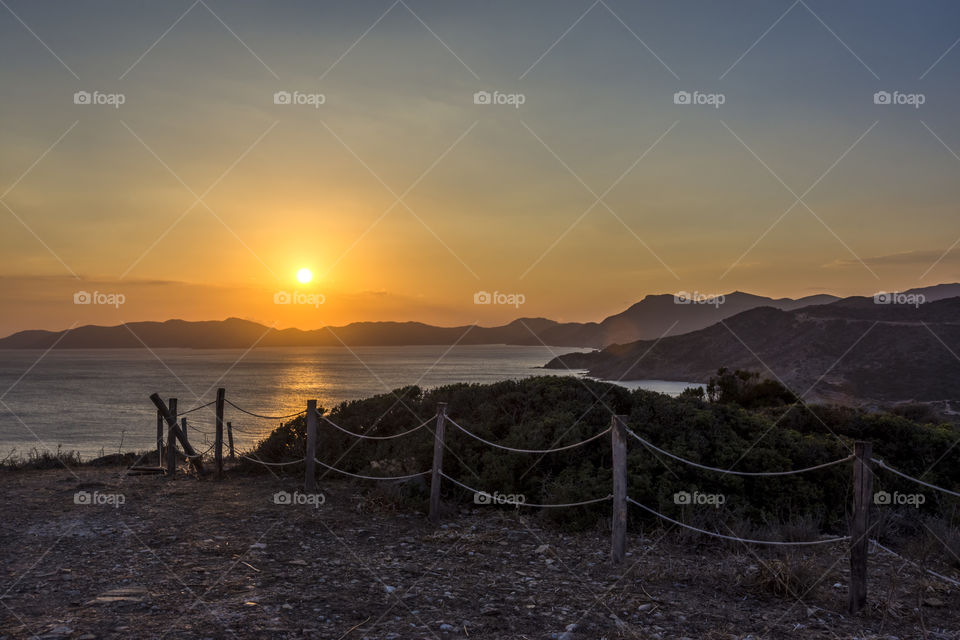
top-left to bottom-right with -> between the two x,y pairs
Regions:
2,1 -> 959,336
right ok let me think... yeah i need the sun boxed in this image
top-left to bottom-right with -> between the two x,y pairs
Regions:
296,268 -> 313,284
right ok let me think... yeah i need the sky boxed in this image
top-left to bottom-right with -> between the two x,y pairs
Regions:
1,0 -> 959,336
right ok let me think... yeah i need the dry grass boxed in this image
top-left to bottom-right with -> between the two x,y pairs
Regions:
740,552 -> 825,598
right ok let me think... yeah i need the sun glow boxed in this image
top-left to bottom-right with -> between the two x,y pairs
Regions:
296,268 -> 313,284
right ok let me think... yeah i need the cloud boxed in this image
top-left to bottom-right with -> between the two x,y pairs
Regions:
825,248 -> 959,268
0,274 -> 201,288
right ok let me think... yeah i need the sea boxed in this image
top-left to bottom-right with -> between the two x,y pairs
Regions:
0,346 -> 702,458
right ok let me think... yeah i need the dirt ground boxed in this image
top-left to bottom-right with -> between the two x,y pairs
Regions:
0,467 -> 957,640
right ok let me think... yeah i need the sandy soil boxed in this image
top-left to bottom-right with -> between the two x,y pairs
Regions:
0,467 -> 957,640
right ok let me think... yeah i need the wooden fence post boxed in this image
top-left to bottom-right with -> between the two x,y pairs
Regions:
181,419 -> 189,462
166,398 -> 177,476
849,441 -> 873,614
304,400 -> 318,492
227,421 -> 235,461
429,403 -> 448,525
156,409 -> 163,467
611,415 -> 628,564
180,414 -> 191,451
151,394 -> 205,475
215,388 -> 225,479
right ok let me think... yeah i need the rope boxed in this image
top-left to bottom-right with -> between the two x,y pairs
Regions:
440,472 -> 613,508
179,400 -> 216,416
225,399 -> 306,420
446,417 -> 612,454
224,423 -> 255,434
314,459 -> 430,481
240,454 -> 305,467
185,442 -> 216,459
626,497 -> 849,546
871,539 -> 960,588
322,414 -> 434,440
626,427 -> 854,477
182,422 -> 216,438
871,458 -> 960,499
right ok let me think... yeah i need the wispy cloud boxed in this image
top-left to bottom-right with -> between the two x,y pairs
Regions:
825,249 -> 959,268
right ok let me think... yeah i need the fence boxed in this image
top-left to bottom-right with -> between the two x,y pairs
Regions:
138,390 -> 960,614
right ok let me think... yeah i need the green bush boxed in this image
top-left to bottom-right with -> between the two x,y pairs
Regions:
245,376 -> 960,532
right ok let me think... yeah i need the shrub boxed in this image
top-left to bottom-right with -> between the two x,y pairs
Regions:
244,376 -> 960,533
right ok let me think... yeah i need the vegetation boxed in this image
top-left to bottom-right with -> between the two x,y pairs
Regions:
244,375 -> 960,536
705,368 -> 797,408
0,447 -> 165,472
0,446 -> 84,471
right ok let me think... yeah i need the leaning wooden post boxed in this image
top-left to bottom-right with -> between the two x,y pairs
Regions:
849,441 -> 873,614
429,403 -> 448,525
214,388 -> 225,479
611,415 -> 628,564
227,422 -> 236,461
166,398 -> 178,476
304,400 -> 318,492
151,394 -> 205,474
156,409 -> 163,467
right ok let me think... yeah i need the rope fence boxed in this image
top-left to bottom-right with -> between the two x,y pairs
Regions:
224,399 -> 307,420
143,392 -> 960,614
440,471 -> 613,508
871,458 -> 960,499
322,414 -> 434,440
627,427 -> 854,477
870,539 -> 960,589
239,454 -> 305,467
315,459 -> 431,482
626,497 -> 849,546
185,442 -> 216,460
447,417 -> 611,454
179,400 -> 216,416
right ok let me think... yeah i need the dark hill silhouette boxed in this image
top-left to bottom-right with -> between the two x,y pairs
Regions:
546,297 -> 960,403
0,290 -> 844,349
593,291 -> 839,344
902,282 -> 960,301
0,284 -> 955,356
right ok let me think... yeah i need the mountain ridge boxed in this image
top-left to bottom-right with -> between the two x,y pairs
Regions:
545,294 -> 960,403
2,283 -> 958,351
